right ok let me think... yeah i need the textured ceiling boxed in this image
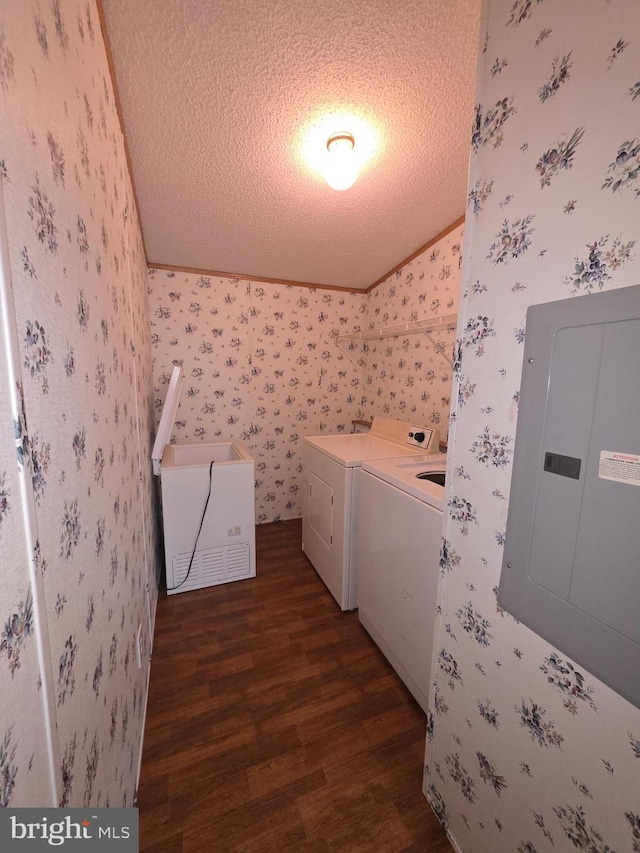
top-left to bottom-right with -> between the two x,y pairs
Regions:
100,0 -> 481,290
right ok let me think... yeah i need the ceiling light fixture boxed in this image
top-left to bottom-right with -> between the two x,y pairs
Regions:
324,132 -> 359,191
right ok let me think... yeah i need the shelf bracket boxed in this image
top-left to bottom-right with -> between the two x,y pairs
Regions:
335,338 -> 364,367
423,331 -> 453,368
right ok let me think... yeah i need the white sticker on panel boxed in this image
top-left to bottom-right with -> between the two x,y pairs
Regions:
598,451 -> 640,487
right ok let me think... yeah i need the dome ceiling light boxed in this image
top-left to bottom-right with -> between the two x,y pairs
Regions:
324,132 -> 359,191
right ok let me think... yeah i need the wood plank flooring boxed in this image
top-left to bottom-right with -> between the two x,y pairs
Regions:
138,519 -> 452,853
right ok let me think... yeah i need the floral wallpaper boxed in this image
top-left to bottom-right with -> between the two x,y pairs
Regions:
148,271 -> 367,522
6,4 -> 638,845
425,2 -> 640,852
148,224 -> 462,522
361,222 -> 463,442
0,0 -> 158,808
0,327 -> 52,807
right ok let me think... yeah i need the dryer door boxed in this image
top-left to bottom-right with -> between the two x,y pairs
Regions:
309,472 -> 333,547
302,442 -> 352,610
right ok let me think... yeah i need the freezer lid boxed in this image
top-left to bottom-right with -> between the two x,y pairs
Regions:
151,365 -> 183,475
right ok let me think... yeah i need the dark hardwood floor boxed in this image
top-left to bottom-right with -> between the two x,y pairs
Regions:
138,519 -> 452,853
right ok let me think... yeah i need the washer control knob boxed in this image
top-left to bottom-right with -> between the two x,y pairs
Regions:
414,431 -> 425,443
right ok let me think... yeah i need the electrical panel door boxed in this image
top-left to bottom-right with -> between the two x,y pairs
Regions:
498,284 -> 640,709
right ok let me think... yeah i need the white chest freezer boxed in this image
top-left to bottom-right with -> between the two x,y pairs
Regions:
152,366 -> 256,595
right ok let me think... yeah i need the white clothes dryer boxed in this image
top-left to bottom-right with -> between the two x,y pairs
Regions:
302,417 -> 440,610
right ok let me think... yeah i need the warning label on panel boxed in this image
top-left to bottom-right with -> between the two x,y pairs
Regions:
598,451 -> 640,487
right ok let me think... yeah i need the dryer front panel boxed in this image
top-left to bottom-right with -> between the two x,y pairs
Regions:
302,442 -> 353,610
308,472 -> 333,548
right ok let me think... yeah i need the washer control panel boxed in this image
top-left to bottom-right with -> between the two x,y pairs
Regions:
406,426 -> 438,451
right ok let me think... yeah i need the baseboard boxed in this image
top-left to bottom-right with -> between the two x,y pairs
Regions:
445,829 -> 465,853
136,593 -> 157,799
425,787 -> 465,853
135,659 -> 152,802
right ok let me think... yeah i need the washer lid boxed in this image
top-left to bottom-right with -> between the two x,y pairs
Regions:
151,365 -> 183,475
362,455 -> 447,508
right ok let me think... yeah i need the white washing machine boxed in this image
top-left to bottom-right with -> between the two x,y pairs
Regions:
302,417 -> 440,611
356,455 -> 446,713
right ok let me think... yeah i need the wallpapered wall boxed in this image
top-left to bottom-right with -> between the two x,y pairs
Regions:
148,272 -> 366,523
361,223 -> 462,440
425,2 -> 640,852
0,288 -> 52,806
0,0 -> 158,808
148,225 -> 463,522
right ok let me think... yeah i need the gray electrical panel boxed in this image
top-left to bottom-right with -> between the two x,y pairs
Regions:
498,284 -> 640,709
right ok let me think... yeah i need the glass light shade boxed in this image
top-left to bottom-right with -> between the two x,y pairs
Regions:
324,133 -> 359,191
